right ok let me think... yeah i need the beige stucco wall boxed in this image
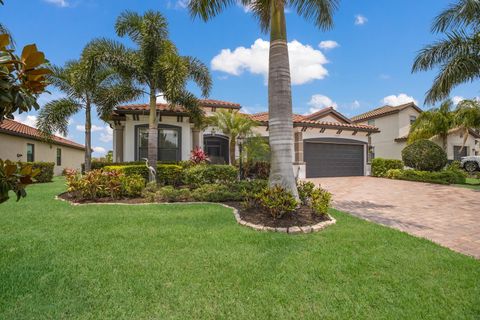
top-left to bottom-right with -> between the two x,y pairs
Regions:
431,131 -> 480,159
358,112 -> 402,159
0,133 -> 84,175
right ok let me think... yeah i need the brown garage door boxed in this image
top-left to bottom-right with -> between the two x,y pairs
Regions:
304,139 -> 365,178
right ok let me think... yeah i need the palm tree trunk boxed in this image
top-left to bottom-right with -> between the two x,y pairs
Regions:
442,134 -> 448,151
84,101 -> 92,172
229,137 -> 236,165
268,1 -> 298,199
147,87 -> 158,182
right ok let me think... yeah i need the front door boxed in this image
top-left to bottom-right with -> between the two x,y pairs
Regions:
204,135 -> 229,164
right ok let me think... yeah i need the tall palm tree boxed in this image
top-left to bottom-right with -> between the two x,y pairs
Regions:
188,0 -> 339,197
408,100 -> 454,150
209,110 -> 258,164
454,99 -> 480,146
86,11 -> 212,181
36,56 -> 140,172
412,0 -> 480,104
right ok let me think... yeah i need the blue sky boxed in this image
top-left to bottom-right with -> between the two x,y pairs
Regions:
1,0 -> 478,156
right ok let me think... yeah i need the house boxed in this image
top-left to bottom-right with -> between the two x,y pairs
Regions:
0,119 -> 85,175
109,101 -> 379,179
351,102 -> 480,161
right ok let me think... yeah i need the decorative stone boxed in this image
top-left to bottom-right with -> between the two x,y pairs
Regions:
288,226 -> 302,234
300,226 -> 312,233
264,227 -> 276,232
276,227 -> 288,233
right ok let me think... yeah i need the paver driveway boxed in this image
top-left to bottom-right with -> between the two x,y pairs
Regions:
307,177 -> 480,259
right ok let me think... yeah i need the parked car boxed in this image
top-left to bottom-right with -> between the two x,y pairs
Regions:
460,156 -> 480,172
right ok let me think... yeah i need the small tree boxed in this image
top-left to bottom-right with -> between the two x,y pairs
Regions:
402,139 -> 447,172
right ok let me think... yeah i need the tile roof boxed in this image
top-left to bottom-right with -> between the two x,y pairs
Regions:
304,107 -> 353,123
0,119 -> 85,150
248,112 -> 378,132
351,102 -> 422,122
115,99 -> 241,113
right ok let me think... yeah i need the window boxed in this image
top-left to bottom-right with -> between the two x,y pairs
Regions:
367,146 -> 375,164
136,125 -> 181,162
367,119 -> 375,126
409,115 -> 417,125
453,146 -> 468,161
26,144 -> 35,162
56,148 -> 62,166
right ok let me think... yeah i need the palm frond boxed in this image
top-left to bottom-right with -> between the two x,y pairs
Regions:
432,0 -> 480,33
36,98 -> 82,137
187,0 -> 239,21
183,56 -> 212,97
93,82 -> 143,121
289,0 -> 339,30
408,100 -> 454,144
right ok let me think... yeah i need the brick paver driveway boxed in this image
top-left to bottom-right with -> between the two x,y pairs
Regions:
307,177 -> 480,259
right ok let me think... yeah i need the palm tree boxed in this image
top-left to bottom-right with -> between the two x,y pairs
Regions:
454,99 -> 480,146
408,100 -> 454,150
412,0 -> 480,104
36,56 -> 140,172
188,0 -> 339,197
86,11 -> 212,181
209,110 -> 258,164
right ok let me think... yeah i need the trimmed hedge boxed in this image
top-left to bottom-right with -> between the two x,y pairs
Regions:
183,165 -> 238,187
104,164 -> 183,186
386,168 -> 466,185
371,158 -> 404,177
21,162 -> 54,183
402,140 -> 447,172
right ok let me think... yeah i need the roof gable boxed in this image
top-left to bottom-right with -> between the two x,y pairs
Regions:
351,102 -> 422,123
304,107 -> 352,124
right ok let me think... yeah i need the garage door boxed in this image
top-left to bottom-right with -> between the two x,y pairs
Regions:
304,139 -> 365,178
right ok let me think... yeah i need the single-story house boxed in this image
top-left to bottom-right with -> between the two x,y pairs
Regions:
0,119 -> 85,175
109,100 -> 379,179
352,102 -> 480,161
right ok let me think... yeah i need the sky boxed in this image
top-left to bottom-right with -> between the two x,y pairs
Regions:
1,0 -> 478,156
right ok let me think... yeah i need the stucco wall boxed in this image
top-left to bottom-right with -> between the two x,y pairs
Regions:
0,133 -> 84,175
358,113 -> 402,159
122,115 -> 193,162
431,131 -> 479,159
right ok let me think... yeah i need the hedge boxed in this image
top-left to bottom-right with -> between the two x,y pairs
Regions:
402,140 -> 447,172
386,168 -> 466,185
21,162 -> 54,183
83,160 -> 193,173
371,158 -> 404,177
104,164 -> 183,186
183,165 -> 238,187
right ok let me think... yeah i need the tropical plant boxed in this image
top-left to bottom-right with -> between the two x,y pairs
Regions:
0,159 -> 39,204
243,135 -> 270,162
209,110 -> 258,164
36,52 -> 140,172
454,99 -> 480,146
187,0 -> 339,198
0,34 -> 50,122
408,100 -> 455,150
412,0 -> 480,104
190,147 -> 209,164
85,10 -> 212,181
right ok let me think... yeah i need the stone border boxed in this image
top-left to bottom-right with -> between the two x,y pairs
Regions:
55,195 -> 336,234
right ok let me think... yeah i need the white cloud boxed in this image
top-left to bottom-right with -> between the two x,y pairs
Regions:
350,100 -> 361,109
452,96 -> 464,105
92,146 -> 106,155
166,0 -> 188,9
75,124 -> 105,132
17,115 -> 38,128
307,94 -> 338,113
156,95 -> 168,104
319,40 -> 339,50
44,0 -> 69,7
100,126 -> 113,143
382,94 -> 418,106
355,15 -> 368,25
212,39 -> 329,85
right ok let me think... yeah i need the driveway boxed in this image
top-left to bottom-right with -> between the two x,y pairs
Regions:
307,177 -> 480,259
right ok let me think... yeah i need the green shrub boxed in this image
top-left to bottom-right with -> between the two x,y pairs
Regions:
371,158 -> 404,177
20,162 -> 54,183
444,161 -> 467,184
310,188 -> 332,218
227,179 -> 268,195
82,161 -> 144,173
120,174 -> 145,197
192,184 -> 241,202
183,165 -> 238,187
243,161 -> 270,180
297,180 -> 316,205
386,168 -> 465,185
402,140 -> 447,172
257,186 -> 298,219
105,164 -> 183,186
154,186 -> 192,202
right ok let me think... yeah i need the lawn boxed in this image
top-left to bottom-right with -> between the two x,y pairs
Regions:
0,179 -> 479,319
455,177 -> 480,190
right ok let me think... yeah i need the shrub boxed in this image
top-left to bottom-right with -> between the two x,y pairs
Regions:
257,186 -> 298,219
183,165 -> 238,187
192,184 -> 241,202
105,164 -> 183,186
386,168 -> 465,185
190,147 -> 209,164
243,161 -> 270,180
371,158 -> 404,177
228,179 -> 268,196
297,180 -> 316,205
120,174 -> 145,197
444,161 -> 467,184
402,140 -> 447,171
20,162 -> 54,183
154,186 -> 192,202
310,188 -> 332,218
0,160 -> 39,203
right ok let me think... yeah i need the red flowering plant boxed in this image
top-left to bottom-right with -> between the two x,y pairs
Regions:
190,147 -> 209,164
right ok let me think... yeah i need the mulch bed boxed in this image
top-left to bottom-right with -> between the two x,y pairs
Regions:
226,202 -> 330,228
58,192 -> 147,205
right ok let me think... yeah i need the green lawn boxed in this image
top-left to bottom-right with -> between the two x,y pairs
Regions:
1,179 -> 479,319
455,177 -> 480,190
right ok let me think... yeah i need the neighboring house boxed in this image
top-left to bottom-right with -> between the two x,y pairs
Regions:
351,102 -> 480,161
110,101 -> 379,179
0,119 -> 85,175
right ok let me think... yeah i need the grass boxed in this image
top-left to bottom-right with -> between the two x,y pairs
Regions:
455,177 -> 480,190
0,179 -> 479,319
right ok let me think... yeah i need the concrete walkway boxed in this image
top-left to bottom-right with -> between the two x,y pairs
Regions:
307,177 -> 480,259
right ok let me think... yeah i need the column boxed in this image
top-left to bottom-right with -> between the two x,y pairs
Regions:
192,128 -> 201,149
294,130 -> 304,163
113,125 -> 124,163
